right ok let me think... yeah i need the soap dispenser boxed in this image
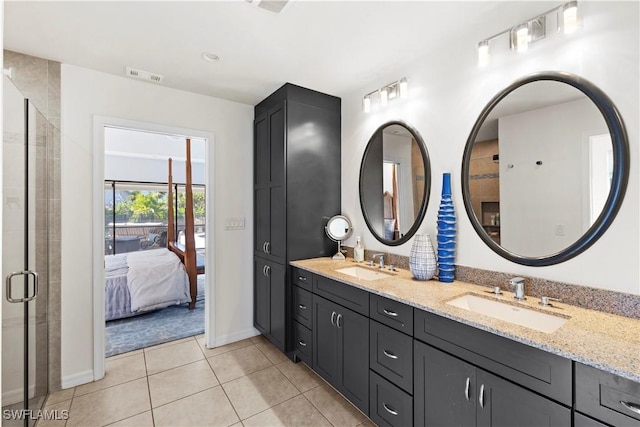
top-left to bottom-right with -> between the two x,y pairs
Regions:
354,236 -> 364,262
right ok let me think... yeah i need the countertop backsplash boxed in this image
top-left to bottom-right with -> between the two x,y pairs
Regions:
341,246 -> 640,320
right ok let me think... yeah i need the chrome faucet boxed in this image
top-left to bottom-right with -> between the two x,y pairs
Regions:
372,253 -> 385,269
509,277 -> 526,301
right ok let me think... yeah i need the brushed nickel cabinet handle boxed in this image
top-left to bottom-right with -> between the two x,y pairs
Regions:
298,304 -> 307,310
298,276 -> 307,281
383,309 -> 398,317
621,401 -> 640,415
479,384 -> 485,408
331,311 -> 336,326
383,403 -> 398,416
336,313 -> 342,328
383,350 -> 398,360
465,377 -> 470,401
298,340 -> 307,347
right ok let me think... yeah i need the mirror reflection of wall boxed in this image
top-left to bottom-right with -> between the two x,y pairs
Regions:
498,95 -> 608,256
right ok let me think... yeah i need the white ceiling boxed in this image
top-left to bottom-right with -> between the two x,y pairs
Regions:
4,1 -> 560,105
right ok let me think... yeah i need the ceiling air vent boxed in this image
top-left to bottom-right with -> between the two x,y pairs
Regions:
125,67 -> 163,84
244,0 -> 291,14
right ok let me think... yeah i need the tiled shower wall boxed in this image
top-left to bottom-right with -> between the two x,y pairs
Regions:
4,50 -> 62,392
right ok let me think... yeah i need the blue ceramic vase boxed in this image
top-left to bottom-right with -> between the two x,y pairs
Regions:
437,173 -> 456,282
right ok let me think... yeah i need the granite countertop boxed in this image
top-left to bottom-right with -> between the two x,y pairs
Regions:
291,257 -> 640,383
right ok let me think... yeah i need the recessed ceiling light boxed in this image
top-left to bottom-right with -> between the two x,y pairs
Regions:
201,52 -> 220,62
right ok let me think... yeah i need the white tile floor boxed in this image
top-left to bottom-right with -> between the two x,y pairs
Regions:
36,335 -> 375,427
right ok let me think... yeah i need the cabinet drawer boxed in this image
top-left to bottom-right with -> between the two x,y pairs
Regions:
574,413 -> 610,427
575,362 -> 640,426
293,321 -> 312,366
313,274 -> 369,316
370,294 -> 413,335
370,320 -> 413,394
414,309 -> 572,406
293,285 -> 313,329
369,371 -> 412,427
292,267 -> 312,291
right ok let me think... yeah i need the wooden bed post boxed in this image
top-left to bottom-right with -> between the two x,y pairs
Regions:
167,158 -> 175,247
184,139 -> 198,309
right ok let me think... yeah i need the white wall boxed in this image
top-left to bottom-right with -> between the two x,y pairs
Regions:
60,65 -> 254,384
340,2 -> 640,295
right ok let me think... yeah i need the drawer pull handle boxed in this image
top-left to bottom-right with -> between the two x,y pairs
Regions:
331,311 -> 337,326
465,377 -> 470,401
383,350 -> 398,360
621,401 -> 640,415
383,403 -> 398,416
298,304 -> 307,310
336,313 -> 343,329
479,384 -> 485,408
383,309 -> 398,317
298,276 -> 307,281
298,340 -> 307,347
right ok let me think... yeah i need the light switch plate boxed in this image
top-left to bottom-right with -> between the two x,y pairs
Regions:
225,217 -> 245,230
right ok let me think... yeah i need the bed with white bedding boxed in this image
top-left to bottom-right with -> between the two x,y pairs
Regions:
105,248 -> 191,321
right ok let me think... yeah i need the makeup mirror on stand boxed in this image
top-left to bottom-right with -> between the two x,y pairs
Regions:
325,215 -> 353,260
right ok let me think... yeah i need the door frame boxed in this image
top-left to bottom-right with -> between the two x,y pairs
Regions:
92,116 -> 215,380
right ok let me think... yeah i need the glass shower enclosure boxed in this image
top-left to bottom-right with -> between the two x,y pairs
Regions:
2,75 -> 50,426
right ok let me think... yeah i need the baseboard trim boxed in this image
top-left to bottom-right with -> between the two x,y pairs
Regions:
212,327 -> 261,348
61,370 -> 94,389
2,385 -> 36,406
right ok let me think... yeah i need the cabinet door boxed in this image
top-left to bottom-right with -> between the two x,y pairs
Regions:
414,340 -> 475,427
313,295 -> 340,384
254,257 -> 270,335
254,113 -> 269,187
253,257 -> 285,350
268,102 -> 285,186
268,261 -> 285,349
338,306 -> 370,415
255,187 -> 270,255
475,369 -> 570,427
254,102 -> 286,262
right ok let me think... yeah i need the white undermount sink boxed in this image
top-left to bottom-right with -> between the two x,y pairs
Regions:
335,266 -> 391,281
446,294 -> 569,334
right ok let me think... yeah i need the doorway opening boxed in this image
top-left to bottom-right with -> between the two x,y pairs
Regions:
92,117 -> 215,379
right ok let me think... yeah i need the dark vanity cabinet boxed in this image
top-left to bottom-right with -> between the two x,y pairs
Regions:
414,342 -> 570,426
254,84 -> 341,351
312,276 -> 370,415
291,266 -> 640,427
575,362 -> 640,427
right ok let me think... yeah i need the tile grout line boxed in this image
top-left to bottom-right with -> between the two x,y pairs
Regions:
300,392 -> 335,427
143,348 -> 156,427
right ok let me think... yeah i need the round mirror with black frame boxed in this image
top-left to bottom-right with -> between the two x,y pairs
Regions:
359,121 -> 431,246
461,71 -> 629,266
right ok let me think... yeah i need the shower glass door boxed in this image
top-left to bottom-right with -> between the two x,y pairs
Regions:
2,76 -> 49,426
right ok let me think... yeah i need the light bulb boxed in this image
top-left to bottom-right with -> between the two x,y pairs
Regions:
563,2 -> 578,34
478,40 -> 490,66
380,87 -> 389,106
399,78 -> 408,98
516,24 -> 530,52
363,96 -> 371,113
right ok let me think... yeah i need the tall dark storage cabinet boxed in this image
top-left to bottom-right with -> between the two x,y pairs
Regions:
254,83 -> 341,352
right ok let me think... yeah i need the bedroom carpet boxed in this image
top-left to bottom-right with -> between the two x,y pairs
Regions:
105,275 -> 205,357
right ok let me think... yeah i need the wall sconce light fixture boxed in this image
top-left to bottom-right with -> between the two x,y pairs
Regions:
477,1 -> 581,66
362,78 -> 409,113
